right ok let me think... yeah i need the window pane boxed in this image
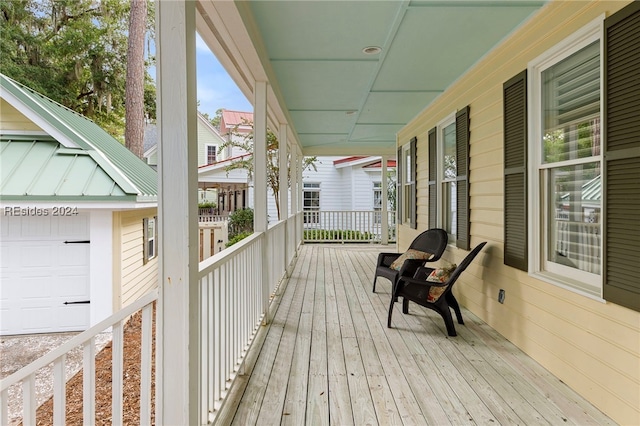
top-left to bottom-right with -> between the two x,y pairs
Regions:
443,181 -> 456,239
542,41 -> 600,164
442,123 -> 456,180
547,163 -> 601,274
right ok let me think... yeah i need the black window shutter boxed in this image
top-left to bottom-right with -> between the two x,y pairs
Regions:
503,71 -> 528,271
409,137 -> 417,229
428,127 -> 437,229
455,106 -> 470,250
397,146 -> 403,224
603,1 -> 640,312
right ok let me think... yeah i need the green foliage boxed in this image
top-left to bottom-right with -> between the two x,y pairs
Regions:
303,229 -> 373,241
225,231 -> 253,248
198,201 -> 216,209
220,119 -> 318,220
0,0 -> 156,140
228,208 -> 253,239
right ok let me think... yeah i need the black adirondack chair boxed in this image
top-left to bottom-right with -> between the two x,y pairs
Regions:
372,228 -> 448,294
388,241 -> 487,336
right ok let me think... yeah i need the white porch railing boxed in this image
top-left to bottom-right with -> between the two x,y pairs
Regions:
0,290 -> 157,426
1,213 -> 300,426
197,213 -> 299,423
303,210 -> 396,243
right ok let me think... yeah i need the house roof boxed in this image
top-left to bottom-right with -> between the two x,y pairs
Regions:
333,155 -> 396,169
0,73 -> 157,202
220,110 -> 253,134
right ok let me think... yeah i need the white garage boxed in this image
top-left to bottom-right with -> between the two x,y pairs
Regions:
0,213 -> 91,335
1,73 -> 158,336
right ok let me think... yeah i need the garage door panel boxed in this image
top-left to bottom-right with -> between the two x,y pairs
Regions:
59,244 -> 90,266
22,306 -> 54,332
58,276 -> 89,298
58,215 -> 89,237
58,305 -> 89,329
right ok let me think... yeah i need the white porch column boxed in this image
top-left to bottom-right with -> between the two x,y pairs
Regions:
254,81 -> 270,323
254,81 -> 268,233
290,147 -> 298,216
156,1 -> 198,424
297,147 -> 303,213
381,155 -> 389,245
278,125 -> 289,220
297,147 -> 304,242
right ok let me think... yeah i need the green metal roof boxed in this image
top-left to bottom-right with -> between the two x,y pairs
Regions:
0,74 -> 157,202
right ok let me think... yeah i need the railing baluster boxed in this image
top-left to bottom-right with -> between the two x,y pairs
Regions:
22,373 -> 36,426
1,389 -> 8,426
112,322 -> 123,426
53,355 -> 66,426
83,337 -> 96,426
140,303 -> 153,426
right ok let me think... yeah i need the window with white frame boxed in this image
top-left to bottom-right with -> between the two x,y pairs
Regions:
530,21 -> 602,296
143,217 -> 157,264
303,182 -> 320,224
438,116 -> 457,242
373,181 -> 382,224
207,145 -> 217,164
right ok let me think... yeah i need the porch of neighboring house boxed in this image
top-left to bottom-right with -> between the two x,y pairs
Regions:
215,244 -> 614,425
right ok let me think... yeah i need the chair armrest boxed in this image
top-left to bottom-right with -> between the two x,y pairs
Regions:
376,252 -> 401,267
398,258 -> 428,277
413,265 -> 435,280
399,276 -> 449,287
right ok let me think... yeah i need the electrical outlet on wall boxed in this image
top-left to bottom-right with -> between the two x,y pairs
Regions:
498,289 -> 506,304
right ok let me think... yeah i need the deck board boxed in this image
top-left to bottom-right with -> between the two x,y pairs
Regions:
224,245 -> 614,425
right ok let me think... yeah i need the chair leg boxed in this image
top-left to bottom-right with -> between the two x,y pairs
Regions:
439,307 -> 457,337
387,297 -> 395,328
372,275 -> 377,293
446,293 -> 464,324
402,298 -> 409,314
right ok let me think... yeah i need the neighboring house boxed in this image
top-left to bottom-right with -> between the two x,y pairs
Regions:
301,156 -> 396,216
0,73 -> 158,336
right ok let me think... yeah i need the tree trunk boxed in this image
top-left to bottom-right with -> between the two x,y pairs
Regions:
124,0 -> 147,159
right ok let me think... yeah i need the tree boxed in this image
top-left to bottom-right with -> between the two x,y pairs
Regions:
124,0 -> 147,158
220,119 -> 317,220
0,0 -> 155,140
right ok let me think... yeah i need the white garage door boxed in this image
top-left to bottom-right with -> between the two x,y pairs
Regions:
0,212 -> 90,335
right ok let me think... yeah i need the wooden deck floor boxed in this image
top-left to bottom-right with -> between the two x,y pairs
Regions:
219,245 -> 614,425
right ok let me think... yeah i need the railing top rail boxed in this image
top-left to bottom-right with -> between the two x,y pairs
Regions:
0,289 -> 158,390
199,230 -> 265,275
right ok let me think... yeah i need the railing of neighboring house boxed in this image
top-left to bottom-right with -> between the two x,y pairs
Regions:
555,220 -> 601,274
197,214 -> 297,423
0,290 -> 158,426
303,210 -> 396,243
199,214 -> 229,223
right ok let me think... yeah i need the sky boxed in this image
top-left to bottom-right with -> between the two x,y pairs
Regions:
195,33 -> 253,118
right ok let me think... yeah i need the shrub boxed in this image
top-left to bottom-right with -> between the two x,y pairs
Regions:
226,231 -> 253,247
228,208 -> 254,239
198,201 -> 216,209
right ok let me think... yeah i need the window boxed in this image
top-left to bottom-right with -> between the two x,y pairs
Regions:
207,145 -> 217,164
373,182 -> 382,224
530,20 -> 602,296
427,107 -> 470,249
505,3 -> 640,311
303,182 -> 320,224
143,217 -> 158,264
438,116 -> 457,242
398,137 -> 416,228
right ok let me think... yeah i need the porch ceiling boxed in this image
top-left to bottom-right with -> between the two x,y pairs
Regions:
198,1 -> 546,156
